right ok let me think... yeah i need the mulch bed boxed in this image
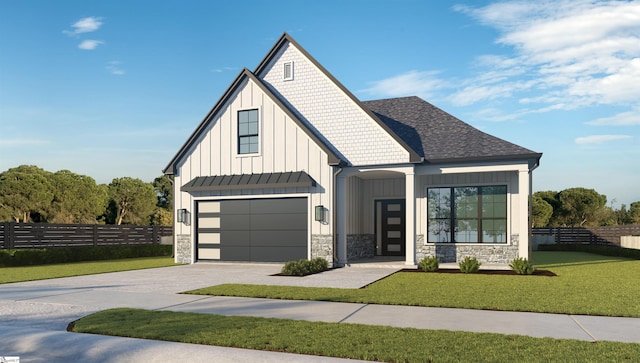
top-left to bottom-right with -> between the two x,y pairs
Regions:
399,268 -> 556,276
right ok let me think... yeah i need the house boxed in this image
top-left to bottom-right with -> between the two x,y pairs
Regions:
163,33 -> 542,267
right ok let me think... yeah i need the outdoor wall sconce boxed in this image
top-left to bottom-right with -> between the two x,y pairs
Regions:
315,205 -> 325,222
177,208 -> 188,223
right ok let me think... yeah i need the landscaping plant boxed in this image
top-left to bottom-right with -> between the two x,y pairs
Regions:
418,255 -> 439,272
458,256 -> 481,273
509,257 -> 535,275
281,258 -> 328,276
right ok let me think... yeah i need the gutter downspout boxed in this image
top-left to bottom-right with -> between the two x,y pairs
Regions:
332,166 -> 343,267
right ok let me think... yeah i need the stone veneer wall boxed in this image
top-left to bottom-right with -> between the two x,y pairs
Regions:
175,234 -> 191,264
347,234 -> 375,260
311,234 -> 333,267
416,234 -> 520,264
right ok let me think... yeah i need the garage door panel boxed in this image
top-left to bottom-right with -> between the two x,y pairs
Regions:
250,213 -> 307,230
251,230 -> 308,247
220,200 -> 251,214
251,246 -> 306,262
219,231 -> 251,245
251,198 -> 306,214
221,246 -> 252,261
218,215 -> 248,230
198,197 -> 307,263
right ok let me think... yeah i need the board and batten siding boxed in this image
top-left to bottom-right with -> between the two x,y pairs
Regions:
173,77 -> 334,254
258,41 -> 410,166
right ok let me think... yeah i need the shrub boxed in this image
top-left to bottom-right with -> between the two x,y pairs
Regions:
281,257 -> 328,276
418,255 -> 439,272
509,257 -> 536,275
0,245 -> 172,267
458,256 -> 481,273
538,243 -> 640,260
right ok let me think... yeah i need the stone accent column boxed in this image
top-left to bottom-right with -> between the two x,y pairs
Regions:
311,234 -> 333,266
175,234 -> 191,264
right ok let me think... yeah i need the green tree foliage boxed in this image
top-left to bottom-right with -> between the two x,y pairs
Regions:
49,170 -> 108,223
531,195 -> 553,227
150,207 -> 172,226
557,187 -> 607,227
630,202 -> 640,224
0,165 -> 54,222
153,175 -> 173,210
107,177 -> 157,225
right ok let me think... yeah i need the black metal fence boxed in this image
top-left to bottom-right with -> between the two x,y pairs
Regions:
1,222 -> 172,249
532,225 -> 640,246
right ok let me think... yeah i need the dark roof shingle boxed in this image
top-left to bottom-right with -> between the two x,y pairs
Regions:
363,96 -> 541,163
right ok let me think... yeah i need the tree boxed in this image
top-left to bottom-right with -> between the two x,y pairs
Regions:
532,194 -> 553,227
0,165 -> 54,222
107,177 -> 156,225
630,202 -> 640,224
153,175 -> 173,210
48,170 -> 108,223
149,207 -> 172,226
557,187 -> 607,227
535,191 -> 564,226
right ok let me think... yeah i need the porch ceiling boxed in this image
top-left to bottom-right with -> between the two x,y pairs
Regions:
355,170 -> 405,179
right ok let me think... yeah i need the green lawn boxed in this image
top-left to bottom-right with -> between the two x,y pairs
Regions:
71,308 -> 640,363
0,257 -> 176,284
186,252 -> 640,317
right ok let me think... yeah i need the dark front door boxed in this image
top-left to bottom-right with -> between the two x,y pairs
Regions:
375,199 -> 405,256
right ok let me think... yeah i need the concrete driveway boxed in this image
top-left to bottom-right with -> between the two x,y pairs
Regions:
1,263 -> 639,362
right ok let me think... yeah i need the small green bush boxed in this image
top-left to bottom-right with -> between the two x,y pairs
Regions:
458,256 -> 481,273
509,257 -> 536,275
281,258 -> 328,276
418,255 -> 439,272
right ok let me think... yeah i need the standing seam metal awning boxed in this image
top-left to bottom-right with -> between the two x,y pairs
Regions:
181,171 -> 316,192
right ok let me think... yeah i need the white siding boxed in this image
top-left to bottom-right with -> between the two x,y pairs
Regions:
258,42 -> 410,166
174,76 -> 335,258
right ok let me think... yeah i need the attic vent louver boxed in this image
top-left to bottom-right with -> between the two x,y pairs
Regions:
283,61 -> 294,81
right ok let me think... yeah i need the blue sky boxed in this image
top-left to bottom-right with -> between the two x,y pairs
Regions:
0,0 -> 638,206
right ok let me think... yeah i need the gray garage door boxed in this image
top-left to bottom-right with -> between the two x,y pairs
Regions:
196,197 -> 307,262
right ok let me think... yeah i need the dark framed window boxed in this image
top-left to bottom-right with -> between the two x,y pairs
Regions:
238,109 -> 259,154
427,185 -> 507,243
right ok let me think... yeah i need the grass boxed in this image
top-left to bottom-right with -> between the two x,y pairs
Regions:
186,252 -> 640,317
0,257 -> 176,284
71,308 -> 640,363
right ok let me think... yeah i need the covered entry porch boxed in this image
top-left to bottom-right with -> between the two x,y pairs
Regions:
335,165 -> 416,266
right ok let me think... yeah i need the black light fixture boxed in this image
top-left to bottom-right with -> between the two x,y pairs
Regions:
315,205 -> 324,222
177,208 -> 188,223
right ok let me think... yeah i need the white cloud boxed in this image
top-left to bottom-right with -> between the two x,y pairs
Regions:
456,0 -> 640,108
211,67 -> 237,73
78,39 -> 103,50
64,16 -> 103,36
587,111 -> 640,126
359,70 -> 447,99
106,61 -> 125,75
575,134 -> 633,144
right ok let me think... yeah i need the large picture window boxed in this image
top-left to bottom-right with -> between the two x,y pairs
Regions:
427,185 -> 507,243
238,109 -> 259,154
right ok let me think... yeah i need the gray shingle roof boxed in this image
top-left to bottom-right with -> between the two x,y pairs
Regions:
363,96 -> 541,163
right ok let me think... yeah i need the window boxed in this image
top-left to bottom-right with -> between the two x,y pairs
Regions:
427,185 -> 507,243
283,61 -> 294,81
238,109 -> 259,154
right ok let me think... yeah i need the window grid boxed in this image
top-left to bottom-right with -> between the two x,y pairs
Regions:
427,185 -> 507,243
238,109 -> 259,154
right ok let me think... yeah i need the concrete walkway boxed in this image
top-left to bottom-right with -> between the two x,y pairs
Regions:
1,263 -> 638,362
